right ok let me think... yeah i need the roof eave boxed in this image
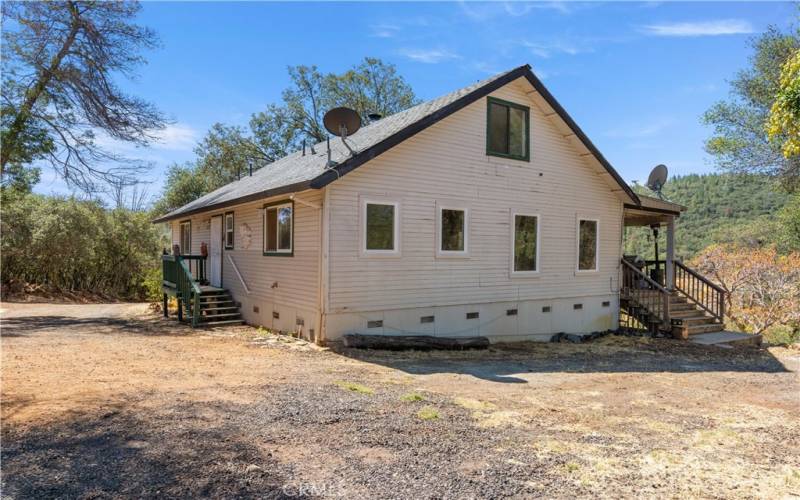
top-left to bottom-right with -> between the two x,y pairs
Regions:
151,180 -> 314,224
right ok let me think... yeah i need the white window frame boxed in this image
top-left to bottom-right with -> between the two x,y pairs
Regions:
436,203 -> 469,258
224,212 -> 234,250
263,202 -> 293,255
360,197 -> 401,257
576,217 -> 600,273
510,211 -> 540,276
179,221 -> 191,255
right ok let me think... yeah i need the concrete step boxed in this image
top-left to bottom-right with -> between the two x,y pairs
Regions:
690,331 -> 762,347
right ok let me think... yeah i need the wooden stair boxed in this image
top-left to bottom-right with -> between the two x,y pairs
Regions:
191,287 -> 245,327
668,294 -> 724,339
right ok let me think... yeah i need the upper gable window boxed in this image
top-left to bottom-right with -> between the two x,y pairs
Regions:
487,97 -> 529,161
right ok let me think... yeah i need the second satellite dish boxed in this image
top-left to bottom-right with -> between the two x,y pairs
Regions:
323,107 -> 361,138
646,164 -> 668,198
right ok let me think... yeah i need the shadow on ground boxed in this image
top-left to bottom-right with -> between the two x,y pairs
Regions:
331,336 -> 793,382
1,401 -> 302,499
0,315 -> 192,338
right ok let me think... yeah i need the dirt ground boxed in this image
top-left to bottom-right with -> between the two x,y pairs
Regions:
2,302 -> 799,499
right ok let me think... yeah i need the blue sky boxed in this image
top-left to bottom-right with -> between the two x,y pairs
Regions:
35,1 -> 795,200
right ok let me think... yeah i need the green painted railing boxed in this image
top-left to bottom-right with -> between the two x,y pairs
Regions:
162,255 -> 204,327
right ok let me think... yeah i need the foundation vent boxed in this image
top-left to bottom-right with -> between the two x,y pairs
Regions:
573,304 -> 583,310
506,309 -> 518,316
542,306 -> 551,313
420,315 -> 435,324
367,320 -> 383,328
466,312 -> 479,320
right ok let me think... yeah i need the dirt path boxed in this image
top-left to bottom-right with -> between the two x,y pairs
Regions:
2,302 -> 799,498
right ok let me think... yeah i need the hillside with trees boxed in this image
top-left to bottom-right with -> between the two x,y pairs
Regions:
624,173 -> 792,260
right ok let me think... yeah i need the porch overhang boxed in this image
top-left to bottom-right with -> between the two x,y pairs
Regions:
623,194 -> 685,226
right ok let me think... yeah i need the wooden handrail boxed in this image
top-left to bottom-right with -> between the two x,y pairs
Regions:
226,254 -> 250,294
621,259 -> 670,293
619,258 -> 671,334
673,260 -> 726,323
674,260 -> 726,294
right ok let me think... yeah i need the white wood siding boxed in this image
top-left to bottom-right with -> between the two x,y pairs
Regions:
170,190 -> 322,336
326,77 -> 624,336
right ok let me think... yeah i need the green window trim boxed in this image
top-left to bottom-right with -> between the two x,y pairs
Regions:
262,199 -> 294,257
224,211 -> 235,250
486,96 -> 530,162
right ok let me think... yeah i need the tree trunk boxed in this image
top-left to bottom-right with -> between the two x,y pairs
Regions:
1,2 -> 81,173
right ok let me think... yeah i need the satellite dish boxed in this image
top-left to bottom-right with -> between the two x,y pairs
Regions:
323,107 -> 361,138
646,164 -> 668,198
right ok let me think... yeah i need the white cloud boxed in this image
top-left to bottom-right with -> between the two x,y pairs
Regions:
398,48 -> 460,64
640,19 -> 754,37
370,23 -> 400,38
154,123 -> 197,151
518,39 -> 588,58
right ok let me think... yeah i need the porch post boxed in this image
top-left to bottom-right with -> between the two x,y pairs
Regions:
665,216 -> 675,291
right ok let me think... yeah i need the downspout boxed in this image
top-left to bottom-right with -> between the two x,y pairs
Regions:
318,186 -> 331,345
287,192 -> 326,344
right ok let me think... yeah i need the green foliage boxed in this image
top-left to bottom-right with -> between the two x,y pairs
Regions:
153,57 -> 418,215
1,192 -> 167,300
335,381 -> 375,395
400,392 -> 425,402
625,174 -> 792,259
703,25 -> 800,192
416,406 -> 440,420
767,49 -> 800,158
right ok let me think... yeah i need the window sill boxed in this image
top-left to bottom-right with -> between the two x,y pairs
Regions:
486,151 -> 530,162
575,268 -> 599,275
510,270 -> 541,278
436,251 -> 470,259
360,250 -> 401,259
263,251 -> 293,257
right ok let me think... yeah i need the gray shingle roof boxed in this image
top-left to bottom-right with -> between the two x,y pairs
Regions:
153,65 -> 637,222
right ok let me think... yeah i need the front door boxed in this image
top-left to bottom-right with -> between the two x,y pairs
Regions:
209,216 -> 223,287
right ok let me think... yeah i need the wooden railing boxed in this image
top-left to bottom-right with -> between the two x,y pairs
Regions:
162,255 -> 205,327
640,259 -> 726,323
674,260 -> 726,323
620,259 -> 671,334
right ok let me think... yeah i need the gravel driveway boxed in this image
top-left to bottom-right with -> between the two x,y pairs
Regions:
2,302 -> 799,498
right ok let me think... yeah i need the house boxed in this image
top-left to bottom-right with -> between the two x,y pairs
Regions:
153,64 -> 727,343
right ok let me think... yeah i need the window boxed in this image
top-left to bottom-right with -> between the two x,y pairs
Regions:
437,205 -> 468,256
512,213 -> 539,274
362,200 -> 399,255
577,219 -> 598,271
179,221 -> 191,255
263,201 -> 293,255
224,212 -> 234,249
487,97 -> 529,161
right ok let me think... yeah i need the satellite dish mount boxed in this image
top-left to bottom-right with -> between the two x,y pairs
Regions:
323,107 -> 362,160
646,164 -> 668,200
